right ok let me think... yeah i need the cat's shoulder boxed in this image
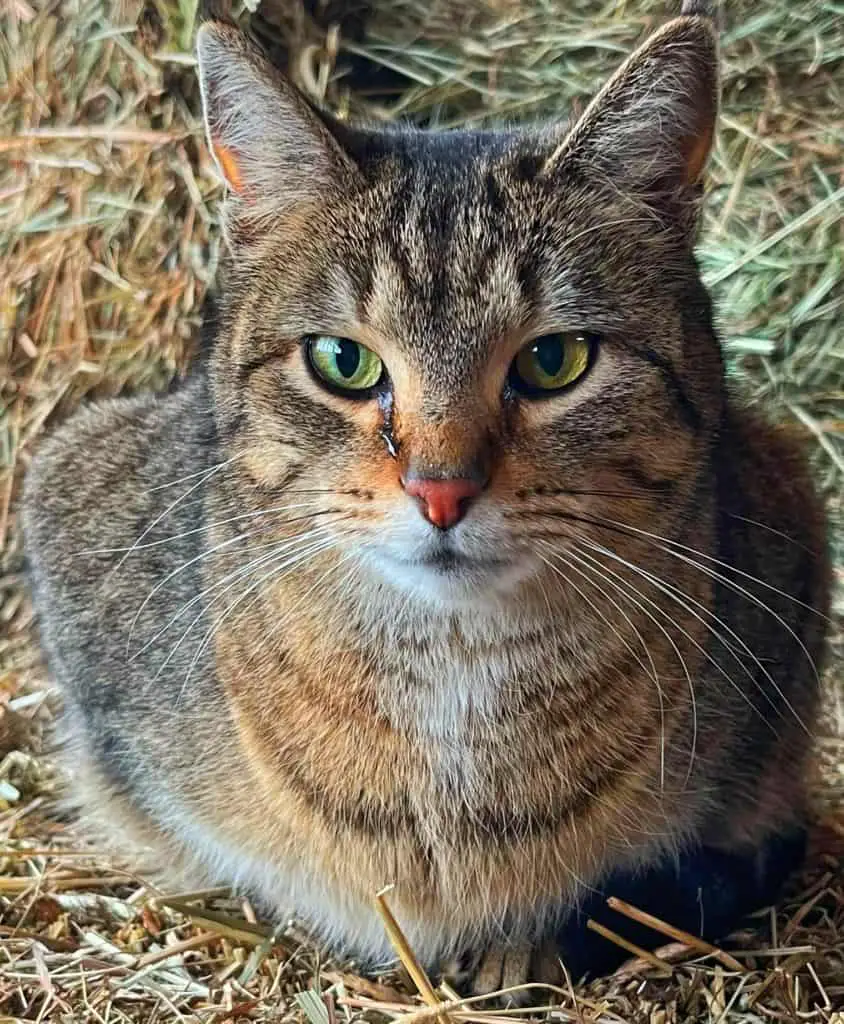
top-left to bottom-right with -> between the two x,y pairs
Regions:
725,402 -> 826,525
722,400 -> 830,607
22,378 -> 214,586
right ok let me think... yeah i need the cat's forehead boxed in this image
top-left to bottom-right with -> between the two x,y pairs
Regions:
352,128 -> 536,253
335,129 -> 572,361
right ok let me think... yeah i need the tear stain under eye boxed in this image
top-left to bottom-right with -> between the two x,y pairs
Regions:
378,388 -> 399,458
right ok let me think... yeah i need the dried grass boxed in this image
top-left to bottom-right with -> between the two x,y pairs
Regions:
1,0 -> 842,1021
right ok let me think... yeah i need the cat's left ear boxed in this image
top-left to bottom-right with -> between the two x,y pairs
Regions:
544,10 -> 719,221
196,20 -> 361,232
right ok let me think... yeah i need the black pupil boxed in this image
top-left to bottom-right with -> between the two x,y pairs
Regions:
335,339 -> 360,379
535,335 -> 564,377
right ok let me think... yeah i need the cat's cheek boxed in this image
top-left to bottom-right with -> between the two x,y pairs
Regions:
337,458 -> 404,511
241,442 -> 305,490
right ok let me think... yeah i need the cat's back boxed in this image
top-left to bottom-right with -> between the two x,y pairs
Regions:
23,377 -> 216,707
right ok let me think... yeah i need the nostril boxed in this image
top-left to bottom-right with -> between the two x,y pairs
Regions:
404,477 -> 482,530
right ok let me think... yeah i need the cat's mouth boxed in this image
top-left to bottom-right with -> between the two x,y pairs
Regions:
412,549 -> 509,573
390,531 -> 513,575
372,539 -> 538,605
377,534 -> 528,593
361,521 -> 540,602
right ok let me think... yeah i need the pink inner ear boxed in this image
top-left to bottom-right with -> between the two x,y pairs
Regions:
212,138 -> 245,194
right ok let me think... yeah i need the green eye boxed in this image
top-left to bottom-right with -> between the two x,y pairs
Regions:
306,335 -> 384,395
509,332 -> 597,395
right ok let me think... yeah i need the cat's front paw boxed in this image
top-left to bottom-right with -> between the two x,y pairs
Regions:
441,939 -> 563,1004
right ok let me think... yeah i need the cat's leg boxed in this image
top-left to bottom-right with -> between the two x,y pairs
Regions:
53,708 -> 199,886
553,830 -> 807,981
444,830 -> 806,996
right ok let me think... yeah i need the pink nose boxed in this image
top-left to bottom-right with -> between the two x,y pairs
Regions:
404,477 -> 482,530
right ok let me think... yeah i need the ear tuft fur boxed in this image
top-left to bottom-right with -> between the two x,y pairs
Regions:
680,0 -> 715,16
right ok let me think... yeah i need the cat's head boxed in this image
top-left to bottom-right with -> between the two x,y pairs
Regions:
196,6 -> 723,608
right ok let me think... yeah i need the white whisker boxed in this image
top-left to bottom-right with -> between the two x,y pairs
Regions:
126,510 -> 346,653
95,457 -> 234,573
649,539 -> 822,690
174,535 -> 342,703
726,512 -> 817,556
144,450 -> 248,493
584,540 -> 793,697
130,526 -> 338,662
140,529 -> 341,676
239,549 -> 363,681
537,543 -> 667,788
565,544 -> 699,787
577,538 -> 790,734
80,501 -> 339,556
588,513 -> 829,622
127,530 -> 247,655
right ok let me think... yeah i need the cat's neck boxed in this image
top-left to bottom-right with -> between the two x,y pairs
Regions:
263,559 -> 610,736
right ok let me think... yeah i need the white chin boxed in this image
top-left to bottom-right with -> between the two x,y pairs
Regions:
369,552 -> 539,608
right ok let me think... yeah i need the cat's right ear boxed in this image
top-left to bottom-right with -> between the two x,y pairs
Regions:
196,21 -> 360,232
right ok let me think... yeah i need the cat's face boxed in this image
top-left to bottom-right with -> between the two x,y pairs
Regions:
198,13 -> 722,607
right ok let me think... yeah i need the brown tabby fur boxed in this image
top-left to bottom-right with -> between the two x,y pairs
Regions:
23,2 -> 830,990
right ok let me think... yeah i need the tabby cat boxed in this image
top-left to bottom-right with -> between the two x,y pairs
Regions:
23,0 -> 830,990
